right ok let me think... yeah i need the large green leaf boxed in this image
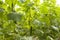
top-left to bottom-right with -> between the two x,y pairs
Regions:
7,12 -> 23,22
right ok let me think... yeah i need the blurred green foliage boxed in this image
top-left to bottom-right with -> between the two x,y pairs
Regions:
0,0 -> 60,40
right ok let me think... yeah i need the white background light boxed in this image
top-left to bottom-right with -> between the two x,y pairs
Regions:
40,0 -> 43,4
56,0 -> 60,5
2,0 -> 5,3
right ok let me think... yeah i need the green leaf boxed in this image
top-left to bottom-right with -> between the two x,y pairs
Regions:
7,12 -> 23,22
